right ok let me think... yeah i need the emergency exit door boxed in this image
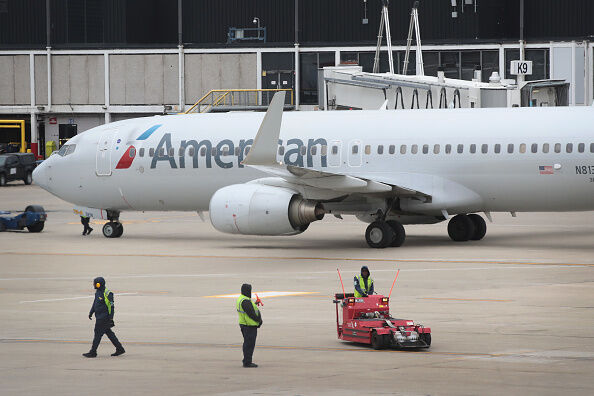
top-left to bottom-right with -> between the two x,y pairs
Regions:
96,130 -> 116,176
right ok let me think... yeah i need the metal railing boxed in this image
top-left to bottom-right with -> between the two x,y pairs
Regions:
185,89 -> 294,114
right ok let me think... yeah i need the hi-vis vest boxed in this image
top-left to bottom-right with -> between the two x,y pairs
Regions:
236,295 -> 260,326
354,276 -> 373,298
103,288 -> 112,315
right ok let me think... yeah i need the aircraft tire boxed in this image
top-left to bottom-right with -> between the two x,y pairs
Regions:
114,222 -> 124,238
103,222 -> 117,238
386,220 -> 406,247
365,221 -> 395,249
468,214 -> 487,240
447,214 -> 475,242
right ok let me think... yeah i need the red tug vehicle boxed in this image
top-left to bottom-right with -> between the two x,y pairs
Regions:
333,293 -> 431,349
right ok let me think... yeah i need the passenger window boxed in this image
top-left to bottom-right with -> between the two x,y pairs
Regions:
411,144 -> 418,154
149,148 -> 155,157
178,148 -> 184,156
66,145 -> 76,155
422,144 -> 429,154
457,144 -> 464,154
234,147 -> 240,156
481,144 -> 488,154
365,145 -> 371,155
200,147 -> 207,156
554,143 -> 561,153
169,148 -> 175,156
332,145 -> 338,155
542,143 -> 549,153
591,143 -> 594,153
189,147 -> 195,156
470,144 -> 476,154
434,144 -> 440,154
211,147 -> 217,156
400,145 -> 406,154
389,145 -> 395,154
300,146 -> 307,155
445,144 -> 452,154
129,147 -> 136,158
222,147 -> 230,156
494,144 -> 501,154
159,148 -> 165,156
352,145 -> 359,154
519,144 -> 526,153
566,143 -> 573,153
311,146 -> 317,155
531,143 -> 538,153
278,146 -> 285,156
377,145 -> 384,155
578,143 -> 585,153
321,145 -> 327,156
139,148 -> 145,157
507,144 -> 514,154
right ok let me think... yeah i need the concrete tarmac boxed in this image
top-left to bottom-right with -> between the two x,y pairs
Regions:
1,185 -> 593,395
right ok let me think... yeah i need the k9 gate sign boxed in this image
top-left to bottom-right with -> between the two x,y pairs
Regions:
510,60 -> 533,76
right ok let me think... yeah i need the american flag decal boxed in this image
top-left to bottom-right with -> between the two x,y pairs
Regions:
539,165 -> 554,175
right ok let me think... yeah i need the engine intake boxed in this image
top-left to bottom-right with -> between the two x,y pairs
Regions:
209,184 -> 325,236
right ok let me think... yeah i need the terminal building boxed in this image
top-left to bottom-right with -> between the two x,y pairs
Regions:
0,0 -> 593,157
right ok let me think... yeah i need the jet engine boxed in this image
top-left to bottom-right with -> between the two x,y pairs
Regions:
209,184 -> 325,235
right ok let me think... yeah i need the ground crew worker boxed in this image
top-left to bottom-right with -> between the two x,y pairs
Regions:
80,215 -> 93,236
83,277 -> 125,358
354,266 -> 374,297
236,283 -> 262,368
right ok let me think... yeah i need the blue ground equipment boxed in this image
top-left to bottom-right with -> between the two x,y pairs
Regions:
0,205 -> 46,232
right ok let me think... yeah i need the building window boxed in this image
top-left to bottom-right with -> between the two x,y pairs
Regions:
505,49 -> 549,81
300,52 -> 335,105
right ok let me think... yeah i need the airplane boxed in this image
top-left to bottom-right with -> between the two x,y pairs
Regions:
33,92 -> 594,248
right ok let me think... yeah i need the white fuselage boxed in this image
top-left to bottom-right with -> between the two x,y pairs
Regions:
34,106 -> 594,216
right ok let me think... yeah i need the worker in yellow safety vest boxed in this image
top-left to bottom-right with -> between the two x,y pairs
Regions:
236,283 -> 262,368
354,266 -> 374,297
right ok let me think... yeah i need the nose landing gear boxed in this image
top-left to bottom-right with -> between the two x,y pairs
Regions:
102,211 -> 124,238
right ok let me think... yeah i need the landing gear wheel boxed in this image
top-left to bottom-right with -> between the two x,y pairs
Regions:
365,221 -> 395,249
114,222 -> 124,238
27,222 -> 44,233
371,331 -> 385,350
24,171 -> 32,185
386,220 -> 406,247
447,214 -> 475,242
468,214 -> 487,241
103,222 -> 117,238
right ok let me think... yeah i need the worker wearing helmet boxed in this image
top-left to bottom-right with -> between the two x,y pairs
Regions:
236,283 -> 262,368
83,277 -> 125,358
354,266 -> 374,298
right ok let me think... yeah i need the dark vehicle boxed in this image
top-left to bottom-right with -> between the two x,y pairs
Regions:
0,153 -> 37,186
0,205 -> 47,232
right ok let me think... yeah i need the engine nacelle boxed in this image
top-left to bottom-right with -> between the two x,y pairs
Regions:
209,184 -> 325,235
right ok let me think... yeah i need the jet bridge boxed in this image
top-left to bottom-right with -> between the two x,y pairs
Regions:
320,66 -> 569,111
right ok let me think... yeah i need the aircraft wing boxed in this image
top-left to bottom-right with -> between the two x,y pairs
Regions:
242,92 -> 430,198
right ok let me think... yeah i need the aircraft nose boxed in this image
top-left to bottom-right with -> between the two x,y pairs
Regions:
33,161 -> 51,191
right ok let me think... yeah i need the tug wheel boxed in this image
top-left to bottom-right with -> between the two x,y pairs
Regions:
420,333 -> 431,346
371,331 -> 384,350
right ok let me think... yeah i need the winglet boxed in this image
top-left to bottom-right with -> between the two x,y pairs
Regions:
242,91 -> 286,166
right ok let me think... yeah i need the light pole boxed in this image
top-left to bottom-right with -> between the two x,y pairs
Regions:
253,17 -> 261,40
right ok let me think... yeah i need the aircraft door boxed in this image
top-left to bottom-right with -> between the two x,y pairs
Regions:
96,130 -> 116,176
329,140 -> 342,167
348,140 -> 362,167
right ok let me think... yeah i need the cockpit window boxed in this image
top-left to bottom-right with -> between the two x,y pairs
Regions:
57,144 -> 76,157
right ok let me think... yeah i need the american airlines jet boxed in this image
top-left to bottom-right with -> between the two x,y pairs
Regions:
33,92 -> 594,248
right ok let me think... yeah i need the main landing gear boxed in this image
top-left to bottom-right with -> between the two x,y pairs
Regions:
365,220 -> 406,249
102,211 -> 124,238
447,214 -> 486,242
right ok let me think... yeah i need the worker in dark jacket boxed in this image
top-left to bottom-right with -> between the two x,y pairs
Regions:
354,266 -> 374,297
83,277 -> 125,358
80,215 -> 93,236
236,283 -> 262,368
